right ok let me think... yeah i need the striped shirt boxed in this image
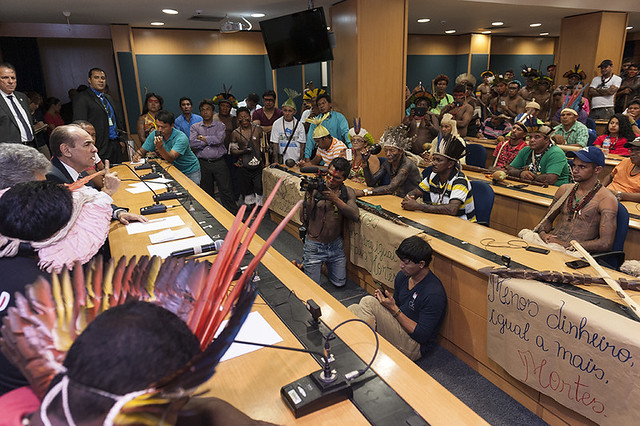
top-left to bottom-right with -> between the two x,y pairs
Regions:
317,138 -> 347,165
418,168 -> 476,221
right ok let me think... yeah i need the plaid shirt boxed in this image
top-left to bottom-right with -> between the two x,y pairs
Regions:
553,121 -> 589,147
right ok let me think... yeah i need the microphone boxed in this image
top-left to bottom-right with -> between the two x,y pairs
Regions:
300,166 -> 320,174
134,161 -> 153,170
153,191 -> 187,202
285,158 -> 296,168
118,163 -> 176,215
140,172 -> 162,180
170,239 -> 224,257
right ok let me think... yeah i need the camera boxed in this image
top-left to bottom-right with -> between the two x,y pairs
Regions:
300,175 -> 327,193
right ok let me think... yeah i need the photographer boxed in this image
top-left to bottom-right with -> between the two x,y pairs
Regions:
300,157 -> 359,287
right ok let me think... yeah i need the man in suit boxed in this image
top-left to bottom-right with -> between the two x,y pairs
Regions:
73,68 -> 125,164
0,63 -> 35,146
46,124 -> 146,225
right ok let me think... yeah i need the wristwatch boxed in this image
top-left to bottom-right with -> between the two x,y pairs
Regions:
615,191 -> 622,201
363,188 -> 373,196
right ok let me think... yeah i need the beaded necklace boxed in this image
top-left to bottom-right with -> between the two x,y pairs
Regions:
566,181 -> 602,221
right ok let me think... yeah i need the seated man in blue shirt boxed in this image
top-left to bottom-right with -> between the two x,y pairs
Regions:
349,235 -> 447,360
173,97 -> 202,136
304,93 -> 350,160
132,110 -> 201,184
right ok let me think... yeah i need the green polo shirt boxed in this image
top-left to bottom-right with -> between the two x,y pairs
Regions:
142,128 -> 200,175
509,144 -> 572,186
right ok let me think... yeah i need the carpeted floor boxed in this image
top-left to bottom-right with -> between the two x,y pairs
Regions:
255,214 -> 547,425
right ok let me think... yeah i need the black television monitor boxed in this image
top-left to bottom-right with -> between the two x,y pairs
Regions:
260,8 -> 333,70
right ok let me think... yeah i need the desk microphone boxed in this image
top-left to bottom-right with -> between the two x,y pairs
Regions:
170,239 -> 224,257
119,163 -> 173,215
134,161 -> 154,170
140,172 -> 162,180
153,191 -> 187,202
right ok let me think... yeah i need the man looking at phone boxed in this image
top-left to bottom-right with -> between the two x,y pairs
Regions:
348,235 -> 447,361
520,146 -> 617,254
402,95 -> 439,154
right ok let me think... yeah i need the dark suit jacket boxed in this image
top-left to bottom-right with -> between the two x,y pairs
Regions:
72,89 -> 124,163
0,90 -> 34,144
45,157 -> 126,217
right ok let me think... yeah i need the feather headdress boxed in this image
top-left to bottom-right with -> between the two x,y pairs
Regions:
212,84 -> 238,108
379,125 -> 413,151
302,81 -> 326,100
0,176 -> 302,425
562,64 -> 587,81
348,118 -> 374,146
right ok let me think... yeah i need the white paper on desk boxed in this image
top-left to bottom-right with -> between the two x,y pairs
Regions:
149,227 -> 195,244
125,181 -> 168,194
147,235 -> 213,258
148,177 -> 173,184
216,311 -> 283,362
126,215 -> 185,234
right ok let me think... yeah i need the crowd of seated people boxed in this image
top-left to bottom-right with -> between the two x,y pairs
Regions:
3,55 -> 640,415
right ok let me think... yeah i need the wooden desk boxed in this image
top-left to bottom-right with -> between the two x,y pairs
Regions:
108,163 -> 485,425
466,137 -> 623,179
262,166 -> 639,424
461,170 -> 640,261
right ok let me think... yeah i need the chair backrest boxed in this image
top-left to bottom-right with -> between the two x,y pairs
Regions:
470,180 -> 494,226
613,203 -> 629,253
586,117 -> 596,131
466,143 -> 487,168
587,129 -> 597,146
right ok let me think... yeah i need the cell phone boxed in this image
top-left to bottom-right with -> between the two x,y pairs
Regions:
525,246 -> 550,255
566,259 -> 590,269
413,106 -> 427,116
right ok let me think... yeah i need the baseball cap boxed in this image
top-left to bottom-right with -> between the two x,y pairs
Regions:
598,59 -> 613,68
624,136 -> 640,149
566,146 -> 605,167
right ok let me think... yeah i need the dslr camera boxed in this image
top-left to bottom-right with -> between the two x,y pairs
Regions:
300,175 -> 327,193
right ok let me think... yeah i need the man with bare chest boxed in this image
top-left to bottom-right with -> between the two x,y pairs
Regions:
440,84 -> 473,137
301,157 -> 359,287
535,146 -> 617,253
503,81 -> 526,119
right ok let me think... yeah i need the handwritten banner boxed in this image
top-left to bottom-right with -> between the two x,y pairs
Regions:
349,211 -> 417,287
487,276 -> 640,424
262,168 -> 304,226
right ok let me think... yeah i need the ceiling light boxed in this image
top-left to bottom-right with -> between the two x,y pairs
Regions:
445,30 -> 456,34
417,18 -> 430,23
540,32 -> 549,36
530,23 -> 542,27
150,22 -> 165,26
251,13 -> 265,18
627,26 -> 634,30
162,9 -> 178,15
492,21 -> 504,26
482,30 -> 491,34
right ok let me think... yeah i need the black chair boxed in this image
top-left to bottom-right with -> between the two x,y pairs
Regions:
586,117 -> 596,131
470,180 -> 494,226
592,203 -> 629,270
466,143 -> 487,168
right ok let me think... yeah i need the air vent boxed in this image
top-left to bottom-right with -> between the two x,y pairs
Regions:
188,15 -> 225,22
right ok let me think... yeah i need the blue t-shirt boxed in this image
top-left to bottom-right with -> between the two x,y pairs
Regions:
142,128 -> 200,175
174,113 -> 203,137
393,270 -> 447,356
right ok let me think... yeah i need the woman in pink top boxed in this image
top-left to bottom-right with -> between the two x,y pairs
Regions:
593,113 -> 638,156
43,97 -> 64,134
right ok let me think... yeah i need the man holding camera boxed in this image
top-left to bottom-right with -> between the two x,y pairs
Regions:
300,157 -> 359,287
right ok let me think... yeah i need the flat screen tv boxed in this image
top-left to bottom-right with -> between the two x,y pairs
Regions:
260,8 -> 333,69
